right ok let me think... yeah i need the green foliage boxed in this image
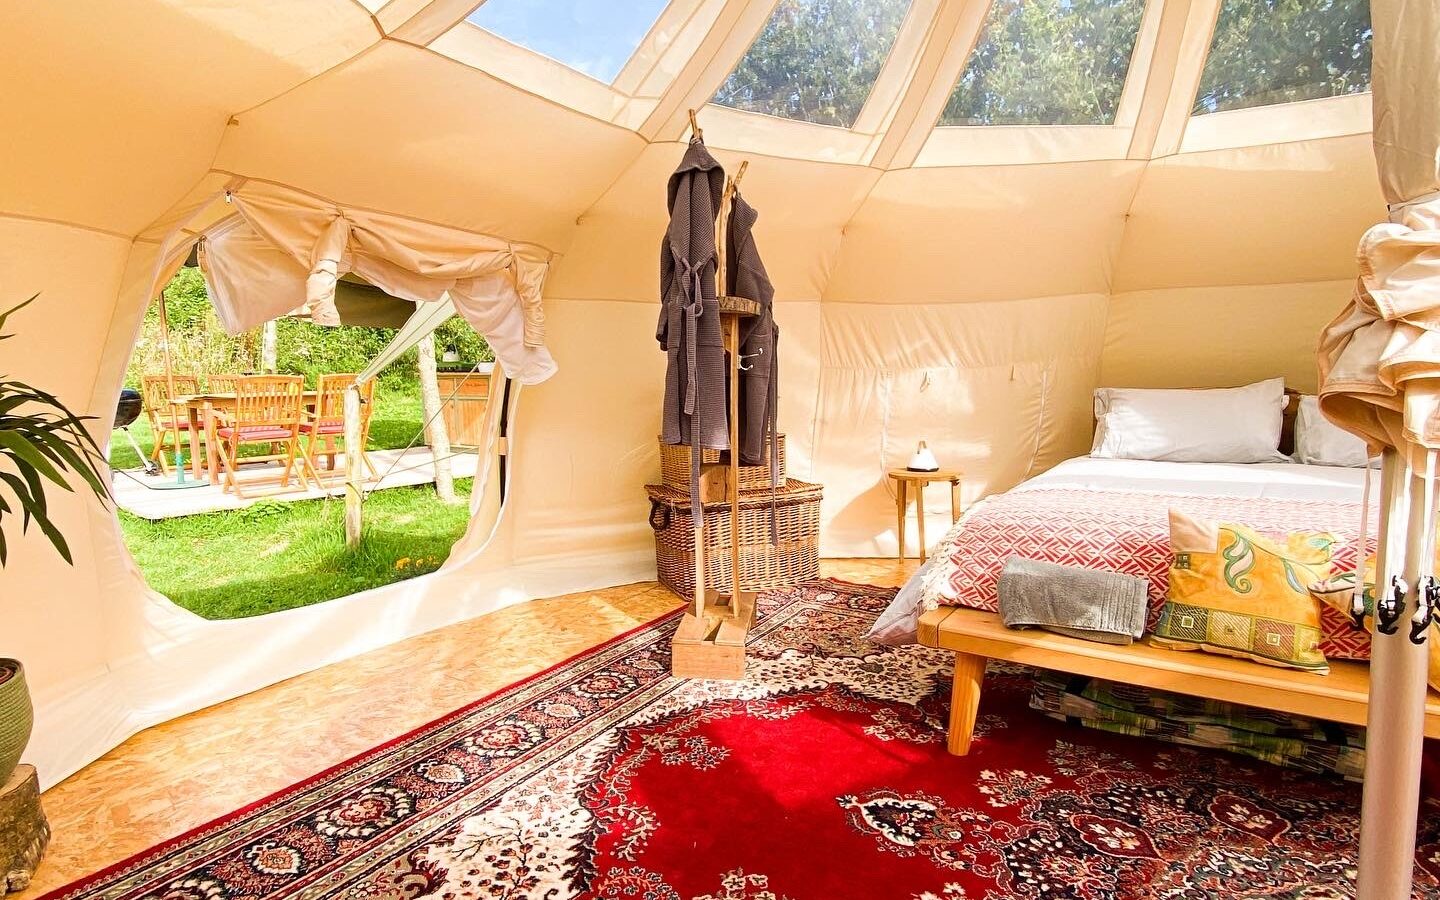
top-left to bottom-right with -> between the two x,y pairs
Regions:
1193,0 -> 1372,114
941,0 -> 1146,126
119,479 -> 474,619
0,296 -> 111,567
713,0 -> 911,128
126,268 -> 493,392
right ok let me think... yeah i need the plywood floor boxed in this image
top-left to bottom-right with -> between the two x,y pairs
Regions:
19,558 -> 917,896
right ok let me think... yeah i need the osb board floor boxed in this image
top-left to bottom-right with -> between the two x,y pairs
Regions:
19,558 -> 918,897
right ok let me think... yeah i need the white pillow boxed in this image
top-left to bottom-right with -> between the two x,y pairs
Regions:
1091,378 -> 1288,463
1294,395 -> 1373,467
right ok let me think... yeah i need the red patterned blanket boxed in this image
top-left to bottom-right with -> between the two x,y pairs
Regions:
922,486 -> 1375,660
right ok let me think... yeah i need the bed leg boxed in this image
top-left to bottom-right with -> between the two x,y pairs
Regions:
947,652 -> 986,756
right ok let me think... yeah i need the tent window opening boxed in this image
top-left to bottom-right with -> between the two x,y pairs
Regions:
466,0 -> 672,83
1191,0 -> 1372,115
711,0 -> 913,128
938,0 -> 1147,127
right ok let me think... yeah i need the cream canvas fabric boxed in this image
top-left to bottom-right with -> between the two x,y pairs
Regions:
0,0 -> 1399,786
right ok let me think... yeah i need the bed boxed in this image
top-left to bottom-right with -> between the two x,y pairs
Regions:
870,454 -> 1440,754
871,455 -> 1375,658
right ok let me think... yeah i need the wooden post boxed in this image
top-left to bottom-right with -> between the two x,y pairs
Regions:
417,334 -> 455,503
344,386 -> 363,548
0,765 -> 48,895
726,312 -> 742,614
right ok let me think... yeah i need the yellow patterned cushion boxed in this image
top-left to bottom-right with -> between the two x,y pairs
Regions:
1152,509 -> 1335,672
1309,556 -> 1440,692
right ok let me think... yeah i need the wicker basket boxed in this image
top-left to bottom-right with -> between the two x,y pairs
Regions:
658,434 -> 786,492
646,478 -> 821,600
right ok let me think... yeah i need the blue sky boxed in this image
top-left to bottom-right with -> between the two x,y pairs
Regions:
467,0 -> 672,83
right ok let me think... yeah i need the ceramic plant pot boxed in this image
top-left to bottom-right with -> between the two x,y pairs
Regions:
0,660 -> 32,785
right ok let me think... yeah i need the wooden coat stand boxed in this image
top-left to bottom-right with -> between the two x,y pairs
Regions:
672,136 -> 758,680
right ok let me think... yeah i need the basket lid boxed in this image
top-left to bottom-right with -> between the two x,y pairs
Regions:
645,478 -> 821,510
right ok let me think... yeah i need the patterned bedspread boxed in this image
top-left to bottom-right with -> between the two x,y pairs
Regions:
920,486 -> 1375,660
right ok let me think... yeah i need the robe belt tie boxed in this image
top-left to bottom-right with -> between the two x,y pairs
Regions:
680,261 -> 706,417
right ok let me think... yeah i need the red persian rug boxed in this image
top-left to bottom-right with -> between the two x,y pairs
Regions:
43,580 -> 1440,900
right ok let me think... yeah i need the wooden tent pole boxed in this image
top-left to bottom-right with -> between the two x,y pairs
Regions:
344,385 -> 363,547
1357,448 -> 1433,898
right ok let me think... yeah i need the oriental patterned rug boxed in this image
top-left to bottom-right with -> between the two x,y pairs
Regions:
42,580 -> 1440,900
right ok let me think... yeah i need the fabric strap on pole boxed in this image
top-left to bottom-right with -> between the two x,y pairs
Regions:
355,295 -> 458,385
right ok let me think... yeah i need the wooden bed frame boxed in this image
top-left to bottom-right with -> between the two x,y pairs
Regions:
918,605 -> 1440,755
915,386 -> 1440,754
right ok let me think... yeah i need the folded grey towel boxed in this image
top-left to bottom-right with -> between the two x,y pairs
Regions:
998,557 -> 1148,645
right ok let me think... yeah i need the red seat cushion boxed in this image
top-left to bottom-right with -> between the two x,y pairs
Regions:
155,420 -> 191,430
218,426 -> 294,442
299,420 -> 345,436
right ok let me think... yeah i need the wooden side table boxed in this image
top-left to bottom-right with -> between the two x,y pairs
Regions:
888,469 -> 963,562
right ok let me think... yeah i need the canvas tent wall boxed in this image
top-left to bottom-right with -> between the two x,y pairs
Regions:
0,0 -> 1389,785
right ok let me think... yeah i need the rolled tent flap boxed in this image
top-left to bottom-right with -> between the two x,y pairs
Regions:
199,215 -> 311,334
1317,199 -> 1440,453
216,179 -> 558,384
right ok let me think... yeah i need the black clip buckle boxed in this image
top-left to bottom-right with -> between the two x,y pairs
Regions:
1377,574 -> 1407,636
1411,576 -> 1439,645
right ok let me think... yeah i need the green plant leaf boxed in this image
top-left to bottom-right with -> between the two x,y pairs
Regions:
0,294 -> 38,336
0,471 -> 70,563
0,431 -> 71,491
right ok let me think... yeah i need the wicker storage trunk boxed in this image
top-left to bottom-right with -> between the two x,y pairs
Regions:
659,433 -> 787,491
646,479 -> 821,600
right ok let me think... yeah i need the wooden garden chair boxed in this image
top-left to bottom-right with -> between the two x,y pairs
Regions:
301,374 -> 377,480
213,375 -> 316,498
140,374 -> 201,476
206,373 -> 241,395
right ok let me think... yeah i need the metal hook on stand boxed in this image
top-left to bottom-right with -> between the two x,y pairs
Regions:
1377,573 -> 1408,635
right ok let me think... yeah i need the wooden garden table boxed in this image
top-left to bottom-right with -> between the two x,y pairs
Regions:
169,391 -> 318,485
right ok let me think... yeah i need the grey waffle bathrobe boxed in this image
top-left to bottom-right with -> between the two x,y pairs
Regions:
725,191 -> 779,469
658,139 -> 728,454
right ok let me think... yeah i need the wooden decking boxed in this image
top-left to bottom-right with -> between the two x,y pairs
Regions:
111,447 -> 480,520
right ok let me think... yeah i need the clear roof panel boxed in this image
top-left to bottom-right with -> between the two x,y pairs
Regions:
1192,0 -> 1372,115
712,0 -> 913,129
466,0 -> 671,84
939,0 -> 1147,127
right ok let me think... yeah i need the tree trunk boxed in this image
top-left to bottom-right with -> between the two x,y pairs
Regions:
0,766 -> 49,895
260,319 -> 278,373
417,335 -> 455,503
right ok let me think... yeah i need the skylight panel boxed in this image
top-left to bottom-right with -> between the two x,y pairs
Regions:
1192,0 -> 1372,115
712,0 -> 913,129
466,0 -> 671,84
939,0 -> 1147,127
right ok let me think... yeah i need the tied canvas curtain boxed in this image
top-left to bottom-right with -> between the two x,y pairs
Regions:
1314,1 -> 1440,897
1318,0 -> 1440,446
205,179 -> 558,385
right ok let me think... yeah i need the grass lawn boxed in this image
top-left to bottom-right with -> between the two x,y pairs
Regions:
120,478 -> 474,619
110,379 -> 473,620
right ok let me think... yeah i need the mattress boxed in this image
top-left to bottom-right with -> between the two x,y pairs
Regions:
867,456 -> 1374,657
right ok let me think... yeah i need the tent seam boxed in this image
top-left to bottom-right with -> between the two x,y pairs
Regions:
0,212 -> 135,241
